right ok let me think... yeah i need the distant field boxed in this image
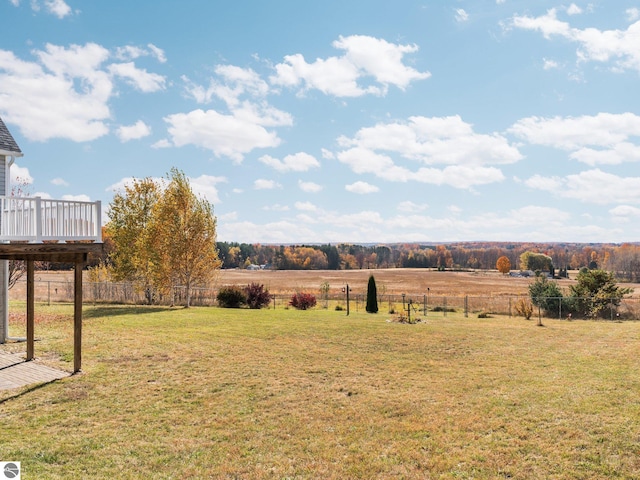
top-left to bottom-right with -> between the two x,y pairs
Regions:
2,304 -> 640,478
12,267 -> 640,301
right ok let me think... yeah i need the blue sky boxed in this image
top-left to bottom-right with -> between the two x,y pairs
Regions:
1,0 -> 640,244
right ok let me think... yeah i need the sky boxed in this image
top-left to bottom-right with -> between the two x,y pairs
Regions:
1,0 -> 640,244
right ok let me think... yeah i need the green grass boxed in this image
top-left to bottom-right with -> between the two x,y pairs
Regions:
2,304 -> 640,479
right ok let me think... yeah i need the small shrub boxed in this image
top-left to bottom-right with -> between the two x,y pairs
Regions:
335,304 -> 344,311
478,311 -> 491,318
289,292 -> 317,310
245,283 -> 272,309
432,306 -> 456,313
514,298 -> 533,320
217,285 -> 247,308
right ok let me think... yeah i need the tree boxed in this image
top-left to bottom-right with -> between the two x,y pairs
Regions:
528,275 -> 563,317
366,274 -> 378,313
519,251 -> 553,273
496,256 -> 511,275
147,168 -> 221,307
568,269 -> 633,319
106,177 -> 160,303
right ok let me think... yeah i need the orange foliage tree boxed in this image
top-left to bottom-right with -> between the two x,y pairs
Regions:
496,256 -> 511,275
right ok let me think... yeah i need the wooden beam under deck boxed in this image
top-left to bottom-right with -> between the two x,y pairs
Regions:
0,242 -> 103,373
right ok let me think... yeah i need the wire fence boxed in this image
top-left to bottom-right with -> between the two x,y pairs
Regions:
10,279 -> 640,321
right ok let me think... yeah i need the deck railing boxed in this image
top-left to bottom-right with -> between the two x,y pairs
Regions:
0,196 -> 102,243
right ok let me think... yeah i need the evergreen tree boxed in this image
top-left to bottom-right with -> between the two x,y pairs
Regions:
366,274 -> 378,313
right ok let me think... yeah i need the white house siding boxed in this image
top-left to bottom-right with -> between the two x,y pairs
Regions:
0,156 -> 6,342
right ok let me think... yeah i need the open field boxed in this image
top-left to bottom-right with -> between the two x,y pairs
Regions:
16,268 -> 640,299
2,304 -> 640,478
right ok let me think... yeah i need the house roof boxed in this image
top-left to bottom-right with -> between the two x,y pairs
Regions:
0,116 -> 23,157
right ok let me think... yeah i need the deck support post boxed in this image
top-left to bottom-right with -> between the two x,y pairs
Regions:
74,257 -> 83,373
26,260 -> 34,361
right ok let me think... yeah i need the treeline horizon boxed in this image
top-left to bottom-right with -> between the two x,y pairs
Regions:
215,241 -> 640,281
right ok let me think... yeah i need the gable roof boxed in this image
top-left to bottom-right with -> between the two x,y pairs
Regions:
0,116 -> 23,157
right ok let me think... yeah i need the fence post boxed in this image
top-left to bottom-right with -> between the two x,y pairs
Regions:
444,297 -> 447,317
464,295 -> 468,318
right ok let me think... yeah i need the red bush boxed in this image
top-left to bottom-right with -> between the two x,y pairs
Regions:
289,292 -> 317,310
245,283 -> 272,309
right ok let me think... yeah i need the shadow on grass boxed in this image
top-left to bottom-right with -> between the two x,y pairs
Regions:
0,378 -> 63,405
83,305 -> 175,320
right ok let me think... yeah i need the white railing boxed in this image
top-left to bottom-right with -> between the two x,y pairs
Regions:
0,196 -> 102,243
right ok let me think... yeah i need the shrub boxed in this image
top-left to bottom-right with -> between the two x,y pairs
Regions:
289,292 -> 317,310
245,283 -> 272,309
366,275 -> 378,313
514,298 -> 533,320
217,285 -> 247,308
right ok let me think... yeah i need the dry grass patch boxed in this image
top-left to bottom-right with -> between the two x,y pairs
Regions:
1,304 -> 640,478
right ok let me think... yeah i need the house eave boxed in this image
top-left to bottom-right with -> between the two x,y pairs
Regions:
0,150 -> 23,158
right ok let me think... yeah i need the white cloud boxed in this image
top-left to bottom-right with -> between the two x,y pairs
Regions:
261,204 -> 289,211
108,62 -> 166,92
511,8 -> 640,72
566,3 -> 582,16
509,112 -> 640,165
398,201 -> 428,212
610,205 -> 640,223
12,0 -> 73,17
543,58 -> 559,70
169,66 -> 292,162
270,35 -> 430,97
345,181 -> 379,194
51,177 -> 69,186
254,179 -> 281,190
455,9 -> 469,23
184,65 -> 269,106
44,0 -> 72,18
164,109 -> 283,163
9,163 -> 33,189
298,180 -> 323,193
627,8 -> 640,22
259,152 -> 320,172
295,201 -> 318,211
115,44 -> 166,63
190,174 -> 227,204
526,169 -> 640,204
0,42 -> 166,142
336,115 -> 519,188
116,120 -> 151,142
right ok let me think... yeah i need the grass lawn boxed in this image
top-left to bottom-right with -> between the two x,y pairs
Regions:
1,304 -> 640,479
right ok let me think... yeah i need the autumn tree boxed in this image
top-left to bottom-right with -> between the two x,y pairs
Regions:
519,251 -> 552,273
147,168 -> 221,307
106,177 -> 160,303
496,256 -> 511,275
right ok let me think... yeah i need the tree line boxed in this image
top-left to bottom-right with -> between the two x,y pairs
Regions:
214,241 -> 640,278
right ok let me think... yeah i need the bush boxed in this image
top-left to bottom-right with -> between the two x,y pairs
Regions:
514,298 -> 533,320
289,292 -> 317,310
245,283 -> 272,309
366,275 -> 378,313
217,285 -> 247,308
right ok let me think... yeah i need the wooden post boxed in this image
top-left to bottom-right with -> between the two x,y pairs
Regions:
74,259 -> 84,373
26,260 -> 34,361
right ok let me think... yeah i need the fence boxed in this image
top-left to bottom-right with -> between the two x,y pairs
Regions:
9,279 -> 640,320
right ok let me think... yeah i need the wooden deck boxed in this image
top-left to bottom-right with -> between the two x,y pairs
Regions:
0,351 -> 68,390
